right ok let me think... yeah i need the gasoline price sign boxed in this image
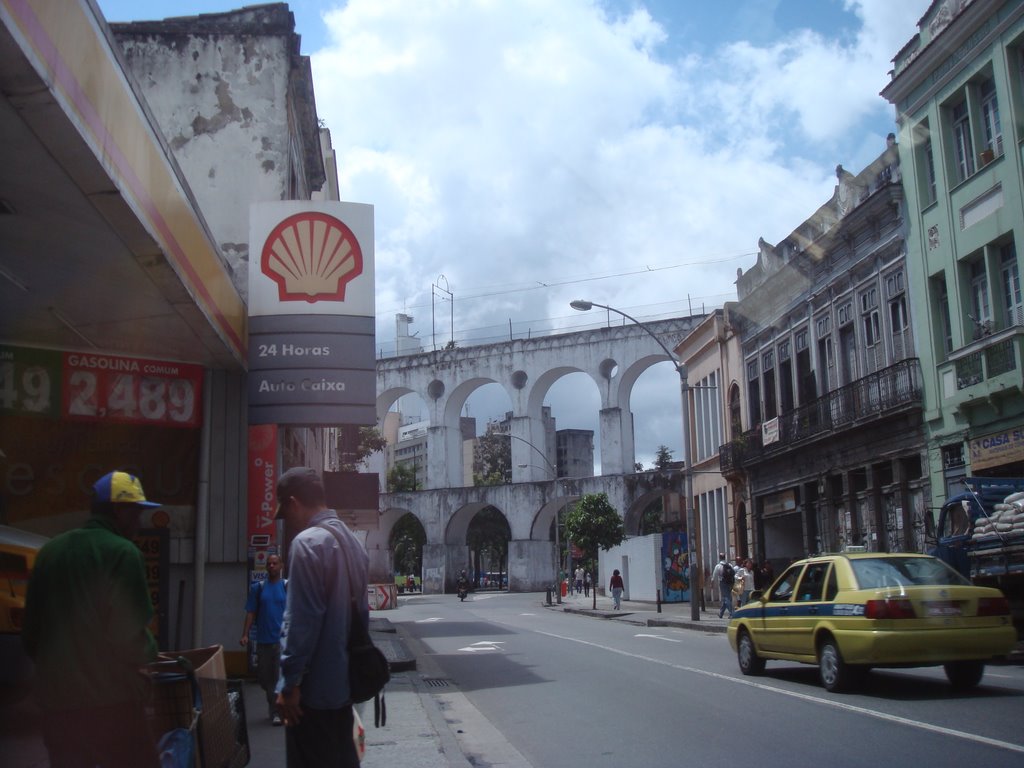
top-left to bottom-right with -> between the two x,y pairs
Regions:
0,345 -> 61,418
62,353 -> 203,428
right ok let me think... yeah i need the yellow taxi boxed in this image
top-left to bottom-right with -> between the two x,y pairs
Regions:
727,550 -> 1016,692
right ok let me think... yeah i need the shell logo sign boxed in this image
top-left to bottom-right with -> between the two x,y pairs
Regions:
261,212 -> 363,303
247,202 -> 376,426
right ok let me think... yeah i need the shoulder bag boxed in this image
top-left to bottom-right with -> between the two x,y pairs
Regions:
317,523 -> 390,718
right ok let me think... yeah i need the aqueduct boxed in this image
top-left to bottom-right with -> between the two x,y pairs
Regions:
364,316 -> 704,592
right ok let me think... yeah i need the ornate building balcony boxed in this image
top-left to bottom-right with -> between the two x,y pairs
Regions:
719,357 -> 923,475
938,324 -> 1023,413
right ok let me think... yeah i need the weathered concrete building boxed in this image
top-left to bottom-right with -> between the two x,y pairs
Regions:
675,309 -> 745,602
720,142 -> 928,569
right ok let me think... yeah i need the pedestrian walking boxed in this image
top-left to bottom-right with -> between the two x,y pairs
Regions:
275,467 -> 369,768
710,553 -> 735,619
240,553 -> 287,725
609,569 -> 624,609
574,566 -> 584,595
739,558 -> 756,605
731,556 -> 747,608
22,470 -> 162,768
583,570 -> 591,597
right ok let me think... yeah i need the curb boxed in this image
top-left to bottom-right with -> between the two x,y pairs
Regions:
370,617 -> 417,673
555,604 -> 730,633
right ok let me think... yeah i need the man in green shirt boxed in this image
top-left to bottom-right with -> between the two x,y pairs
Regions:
23,470 -> 161,768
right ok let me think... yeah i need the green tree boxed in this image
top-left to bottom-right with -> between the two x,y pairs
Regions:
563,493 -> 624,559
338,426 -> 389,470
387,462 -> 419,492
390,513 -> 425,576
472,428 -> 511,486
654,445 -> 674,470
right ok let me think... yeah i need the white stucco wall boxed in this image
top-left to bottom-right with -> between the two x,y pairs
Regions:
598,534 -> 661,601
116,30 -> 295,299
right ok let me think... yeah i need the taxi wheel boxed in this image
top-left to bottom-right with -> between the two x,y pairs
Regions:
818,638 -> 851,693
944,661 -> 984,691
736,629 -> 765,675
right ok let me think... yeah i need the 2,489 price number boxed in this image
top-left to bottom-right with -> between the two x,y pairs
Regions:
66,371 -> 198,426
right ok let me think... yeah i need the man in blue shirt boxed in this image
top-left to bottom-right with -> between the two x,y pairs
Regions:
240,553 -> 286,725
274,467 -> 368,768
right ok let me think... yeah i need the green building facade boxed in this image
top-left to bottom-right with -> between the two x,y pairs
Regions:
883,0 -> 1024,505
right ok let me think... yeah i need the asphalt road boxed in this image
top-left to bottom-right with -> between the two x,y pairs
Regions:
392,591 -> 1024,768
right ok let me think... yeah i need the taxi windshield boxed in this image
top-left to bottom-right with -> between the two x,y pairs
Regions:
850,557 -> 971,589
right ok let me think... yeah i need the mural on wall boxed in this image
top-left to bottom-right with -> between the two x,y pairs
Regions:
661,532 -> 690,603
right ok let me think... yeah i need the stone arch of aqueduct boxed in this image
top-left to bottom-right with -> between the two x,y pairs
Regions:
362,316 -> 703,592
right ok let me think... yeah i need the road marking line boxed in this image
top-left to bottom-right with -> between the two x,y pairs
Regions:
458,641 -> 505,652
534,629 -> 1024,755
635,633 -> 682,643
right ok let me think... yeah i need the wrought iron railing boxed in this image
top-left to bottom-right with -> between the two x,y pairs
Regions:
719,358 -> 922,473
951,331 -> 1020,390
985,337 -> 1016,378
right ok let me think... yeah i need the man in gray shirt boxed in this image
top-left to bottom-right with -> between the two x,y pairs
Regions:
274,467 -> 369,768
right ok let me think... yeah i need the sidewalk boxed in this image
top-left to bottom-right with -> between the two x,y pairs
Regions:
0,598 -> 723,768
552,589 -> 734,633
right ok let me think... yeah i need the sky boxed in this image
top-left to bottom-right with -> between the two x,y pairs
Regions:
97,0 -> 931,470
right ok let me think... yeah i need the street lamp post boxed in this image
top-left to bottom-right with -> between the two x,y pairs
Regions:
509,434 -> 565,604
570,299 -> 700,621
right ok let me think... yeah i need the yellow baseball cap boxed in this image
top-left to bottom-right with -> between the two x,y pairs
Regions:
93,471 -> 161,508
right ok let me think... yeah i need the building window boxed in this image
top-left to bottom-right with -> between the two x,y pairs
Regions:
815,314 -> 831,337
838,302 -> 853,326
933,275 -> 953,355
890,296 -> 908,333
924,137 -> 937,202
1002,242 -> 1023,327
747,360 -> 762,426
795,328 -> 808,352
952,99 -> 974,181
762,350 -> 774,371
942,443 -> 965,470
969,257 -> 992,335
818,336 -> 834,392
914,121 -> 937,206
863,309 -> 881,347
860,287 -> 878,312
778,340 -> 791,362
885,270 -> 904,298
980,78 -> 1002,158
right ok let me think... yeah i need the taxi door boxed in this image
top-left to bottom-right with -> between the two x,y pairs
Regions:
757,564 -> 805,654
787,562 -> 833,657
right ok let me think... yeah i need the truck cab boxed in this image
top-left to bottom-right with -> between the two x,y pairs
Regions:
932,491 -> 980,579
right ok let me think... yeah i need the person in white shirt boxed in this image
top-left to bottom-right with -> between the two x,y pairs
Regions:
734,558 -> 755,607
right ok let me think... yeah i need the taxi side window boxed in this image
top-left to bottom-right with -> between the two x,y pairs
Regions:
768,565 -> 803,602
795,563 -> 829,602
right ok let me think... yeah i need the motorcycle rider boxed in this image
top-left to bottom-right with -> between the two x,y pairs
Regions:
457,569 -> 469,600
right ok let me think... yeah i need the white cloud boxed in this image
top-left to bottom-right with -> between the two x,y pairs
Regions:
311,0 -> 928,459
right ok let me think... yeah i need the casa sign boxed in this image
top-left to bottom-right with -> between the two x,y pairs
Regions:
969,425 -> 1024,472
